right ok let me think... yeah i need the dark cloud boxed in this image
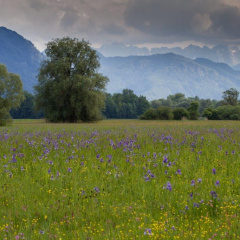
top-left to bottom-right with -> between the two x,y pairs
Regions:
0,0 -> 240,50
102,23 -> 126,35
210,5 -> 240,38
125,0 -> 214,35
60,9 -> 80,29
27,0 -> 46,11
124,0 -> 240,43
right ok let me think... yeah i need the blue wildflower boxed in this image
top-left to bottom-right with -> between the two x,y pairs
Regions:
211,191 -> 217,198
166,181 -> 172,191
144,228 -> 152,235
215,180 -> 220,186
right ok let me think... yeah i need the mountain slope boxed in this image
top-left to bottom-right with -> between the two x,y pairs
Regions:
0,26 -> 43,93
99,53 -> 240,100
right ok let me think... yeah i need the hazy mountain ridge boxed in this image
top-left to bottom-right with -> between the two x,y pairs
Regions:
1,27 -> 240,100
97,43 -> 240,67
0,26 -> 43,93
99,53 -> 240,100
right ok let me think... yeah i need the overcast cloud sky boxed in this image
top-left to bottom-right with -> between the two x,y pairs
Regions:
0,0 -> 240,51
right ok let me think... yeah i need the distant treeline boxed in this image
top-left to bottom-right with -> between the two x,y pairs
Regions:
10,88 -> 240,120
10,91 -> 44,119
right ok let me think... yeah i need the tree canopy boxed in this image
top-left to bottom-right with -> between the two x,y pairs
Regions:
104,89 -> 150,119
0,64 -> 24,125
222,88 -> 239,106
35,37 -> 108,122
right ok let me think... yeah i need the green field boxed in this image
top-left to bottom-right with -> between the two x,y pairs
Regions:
1,119 -> 240,239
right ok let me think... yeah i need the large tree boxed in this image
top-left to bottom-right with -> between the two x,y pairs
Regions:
0,64 -> 24,125
35,37 -> 109,122
222,88 -> 239,106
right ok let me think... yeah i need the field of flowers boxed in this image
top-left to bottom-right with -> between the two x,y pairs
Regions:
1,119 -> 240,239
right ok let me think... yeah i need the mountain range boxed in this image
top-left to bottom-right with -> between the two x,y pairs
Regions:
1,26 -> 240,100
97,43 -> 240,67
99,53 -> 240,100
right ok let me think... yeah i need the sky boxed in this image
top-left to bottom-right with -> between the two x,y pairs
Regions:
1,0 -> 240,51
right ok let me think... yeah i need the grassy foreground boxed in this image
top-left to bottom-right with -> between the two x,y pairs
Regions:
1,119 -> 240,239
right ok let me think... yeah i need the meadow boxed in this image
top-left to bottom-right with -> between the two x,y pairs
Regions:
1,119 -> 240,239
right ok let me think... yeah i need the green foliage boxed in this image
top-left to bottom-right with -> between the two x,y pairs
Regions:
140,106 -> 173,120
188,101 -> 200,120
216,105 -> 240,120
136,95 -> 150,116
151,93 -> 218,115
198,99 -> 216,114
156,106 -> 173,120
104,93 -> 117,118
202,105 -> 240,120
167,93 -> 185,104
104,89 -> 150,119
35,37 -> 108,122
139,108 -> 158,120
10,91 -> 44,119
173,107 -> 189,120
222,88 -> 239,106
0,64 -> 24,125
151,98 -> 173,108
202,108 -> 219,120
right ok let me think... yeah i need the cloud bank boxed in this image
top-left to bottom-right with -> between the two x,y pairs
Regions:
0,0 -> 240,50
125,0 -> 240,43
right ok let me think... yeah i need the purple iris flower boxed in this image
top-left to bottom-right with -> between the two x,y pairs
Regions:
163,156 -> 168,164
211,191 -> 217,198
193,203 -> 199,208
150,173 -> 155,178
144,228 -> 152,235
166,181 -> 172,191
144,176 -> 150,182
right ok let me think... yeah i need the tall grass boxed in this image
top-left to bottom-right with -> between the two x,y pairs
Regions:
1,120 -> 240,239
